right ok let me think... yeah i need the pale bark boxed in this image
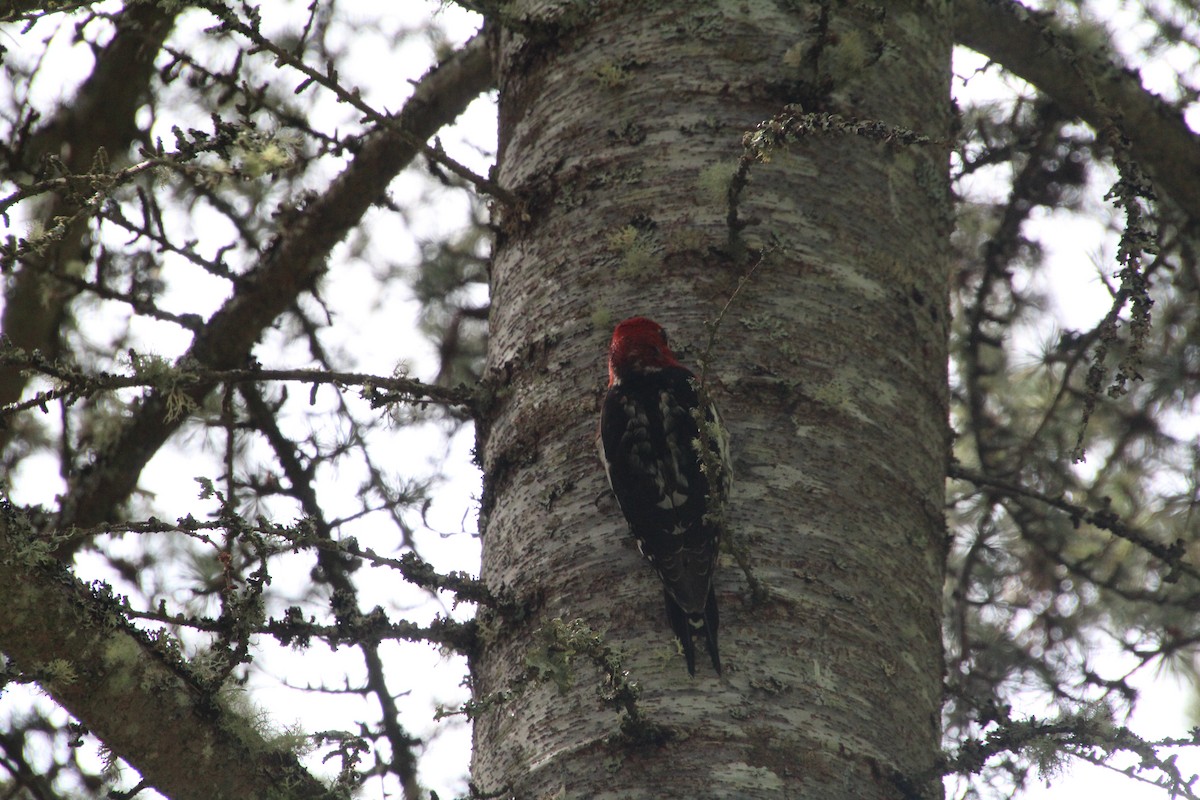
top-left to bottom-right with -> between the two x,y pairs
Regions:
476,2 -> 951,797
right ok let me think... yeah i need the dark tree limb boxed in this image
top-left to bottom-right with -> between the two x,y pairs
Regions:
55,33 -> 494,532
955,0 -> 1200,220
0,502 -> 337,800
0,2 -> 178,412
238,382 -> 425,796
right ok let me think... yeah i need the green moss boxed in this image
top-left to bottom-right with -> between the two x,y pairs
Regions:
526,617 -> 595,693
664,227 -> 708,254
782,40 -> 810,69
698,161 -> 737,205
40,659 -> 78,688
594,62 -> 632,89
607,225 -> 658,276
231,133 -> 297,179
810,377 -> 854,412
101,637 -> 143,694
739,313 -> 803,364
826,28 -> 874,82
590,308 -> 614,331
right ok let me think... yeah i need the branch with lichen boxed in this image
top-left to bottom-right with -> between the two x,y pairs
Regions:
131,601 -> 476,654
691,249 -> 771,605
916,707 -> 1200,800
1071,169 -> 1157,462
0,500 -> 339,800
60,511 -> 498,613
727,104 -> 938,245
948,464 -> 1195,584
192,0 -> 514,207
0,345 -> 478,419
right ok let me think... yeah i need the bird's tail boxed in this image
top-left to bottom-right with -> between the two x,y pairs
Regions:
664,585 -> 721,676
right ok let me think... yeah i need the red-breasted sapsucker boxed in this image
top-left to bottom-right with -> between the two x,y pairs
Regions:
599,316 -> 731,675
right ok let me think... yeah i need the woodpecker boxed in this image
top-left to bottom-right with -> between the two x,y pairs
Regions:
599,316 -> 730,675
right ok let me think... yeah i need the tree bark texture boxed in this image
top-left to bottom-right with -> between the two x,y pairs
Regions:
476,2 -> 951,798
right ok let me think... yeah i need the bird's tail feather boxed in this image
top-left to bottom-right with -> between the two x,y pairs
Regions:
664,585 -> 721,676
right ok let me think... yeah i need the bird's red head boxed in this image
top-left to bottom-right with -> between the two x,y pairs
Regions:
607,316 -> 683,385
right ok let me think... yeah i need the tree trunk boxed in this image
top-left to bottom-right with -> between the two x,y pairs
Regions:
475,2 -> 951,797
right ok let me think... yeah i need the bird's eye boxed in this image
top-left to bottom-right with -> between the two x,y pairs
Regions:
659,329 -> 669,346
